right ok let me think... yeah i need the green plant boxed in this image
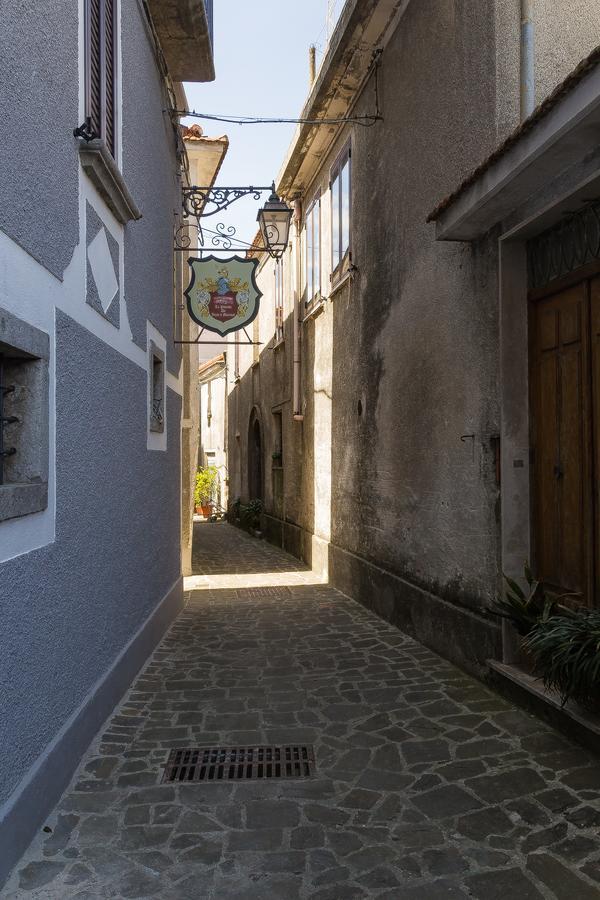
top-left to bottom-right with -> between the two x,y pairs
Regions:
492,562 -> 578,636
240,499 -> 263,530
524,610 -> 600,710
195,466 -> 219,507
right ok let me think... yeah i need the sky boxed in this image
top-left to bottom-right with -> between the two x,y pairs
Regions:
183,0 -> 344,251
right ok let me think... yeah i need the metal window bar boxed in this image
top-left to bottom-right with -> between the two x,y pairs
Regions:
0,353 -> 17,486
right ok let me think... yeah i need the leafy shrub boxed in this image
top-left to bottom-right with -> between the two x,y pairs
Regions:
524,610 -> 600,711
492,563 -> 578,636
195,466 -> 219,507
240,499 -> 263,531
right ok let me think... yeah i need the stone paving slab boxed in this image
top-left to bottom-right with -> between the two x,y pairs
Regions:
4,523 -> 600,898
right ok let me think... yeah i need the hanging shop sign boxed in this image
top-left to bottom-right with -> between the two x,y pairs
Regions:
184,255 -> 263,336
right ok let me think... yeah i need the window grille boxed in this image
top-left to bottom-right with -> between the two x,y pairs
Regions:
0,354 -> 17,486
150,352 -> 165,433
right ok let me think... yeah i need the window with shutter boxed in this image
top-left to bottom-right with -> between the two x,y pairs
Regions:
85,0 -> 117,158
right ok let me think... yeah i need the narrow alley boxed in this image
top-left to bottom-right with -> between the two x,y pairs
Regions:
5,524 -> 600,899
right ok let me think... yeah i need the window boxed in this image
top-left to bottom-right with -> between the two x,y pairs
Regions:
0,308 -> 49,523
274,260 -> 284,343
331,146 -> 351,273
305,195 -> 321,304
86,0 -> 117,157
149,345 -> 164,433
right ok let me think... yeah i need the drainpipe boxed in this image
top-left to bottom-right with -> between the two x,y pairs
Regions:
520,0 -> 535,119
292,198 -> 303,420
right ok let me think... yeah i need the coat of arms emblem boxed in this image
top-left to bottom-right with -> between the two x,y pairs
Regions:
184,255 -> 262,336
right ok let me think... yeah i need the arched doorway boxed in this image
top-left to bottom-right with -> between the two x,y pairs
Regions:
248,411 -> 263,501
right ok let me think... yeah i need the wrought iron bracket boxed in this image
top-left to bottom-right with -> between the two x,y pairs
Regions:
73,117 -> 98,142
182,185 -> 272,220
174,221 -> 264,256
175,326 -> 261,346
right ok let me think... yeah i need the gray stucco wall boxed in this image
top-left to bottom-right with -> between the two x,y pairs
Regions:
122,0 -> 182,376
0,0 -> 79,278
0,312 -> 181,809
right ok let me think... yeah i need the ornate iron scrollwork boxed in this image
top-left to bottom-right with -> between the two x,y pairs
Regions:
174,221 -> 257,254
182,186 -> 271,220
528,200 -> 600,289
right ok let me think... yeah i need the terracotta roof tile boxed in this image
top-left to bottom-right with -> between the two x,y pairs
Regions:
427,44 -> 600,224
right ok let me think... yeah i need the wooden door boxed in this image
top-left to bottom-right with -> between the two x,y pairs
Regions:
590,277 -> 600,603
531,282 -> 594,604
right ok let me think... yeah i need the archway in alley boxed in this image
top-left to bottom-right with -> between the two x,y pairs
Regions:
248,409 -> 263,501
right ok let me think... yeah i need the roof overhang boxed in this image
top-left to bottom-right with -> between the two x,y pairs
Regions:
277,0 -> 410,198
146,0 -> 215,82
430,58 -> 600,241
198,354 -> 226,383
183,131 -> 229,209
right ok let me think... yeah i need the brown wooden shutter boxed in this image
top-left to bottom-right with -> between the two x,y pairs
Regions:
87,0 -> 102,139
85,0 -> 117,157
104,0 -> 116,157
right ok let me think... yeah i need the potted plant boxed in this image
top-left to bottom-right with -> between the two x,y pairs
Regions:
492,562 -> 600,712
240,499 -> 263,534
524,610 -> 600,712
195,466 -> 218,517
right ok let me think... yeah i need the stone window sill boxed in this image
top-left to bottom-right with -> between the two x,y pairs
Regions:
302,298 -> 326,324
272,338 -> 285,350
78,140 -> 142,225
330,267 -> 356,299
0,482 -> 48,523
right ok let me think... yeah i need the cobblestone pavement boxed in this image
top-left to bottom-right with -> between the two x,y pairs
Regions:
5,523 -> 600,899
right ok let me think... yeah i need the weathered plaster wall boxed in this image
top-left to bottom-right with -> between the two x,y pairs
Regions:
228,0 -> 600,672
0,313 -> 181,810
329,0 -> 502,638
0,0 -> 79,278
122,0 -> 182,376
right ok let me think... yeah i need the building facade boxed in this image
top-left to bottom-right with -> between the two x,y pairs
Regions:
227,0 -> 600,681
198,354 -> 229,512
0,0 -> 216,884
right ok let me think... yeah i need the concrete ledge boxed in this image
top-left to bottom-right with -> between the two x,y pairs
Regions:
79,140 -> 142,225
0,482 -> 48,522
329,542 -> 501,679
0,575 -> 184,889
146,0 -> 215,82
489,660 -> 600,755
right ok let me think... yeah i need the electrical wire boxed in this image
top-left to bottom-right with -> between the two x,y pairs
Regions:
174,110 -> 381,128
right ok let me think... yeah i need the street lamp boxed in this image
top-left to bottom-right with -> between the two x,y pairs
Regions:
257,184 -> 293,259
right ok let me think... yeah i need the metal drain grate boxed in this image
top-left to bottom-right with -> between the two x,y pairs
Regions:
161,745 -> 315,783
